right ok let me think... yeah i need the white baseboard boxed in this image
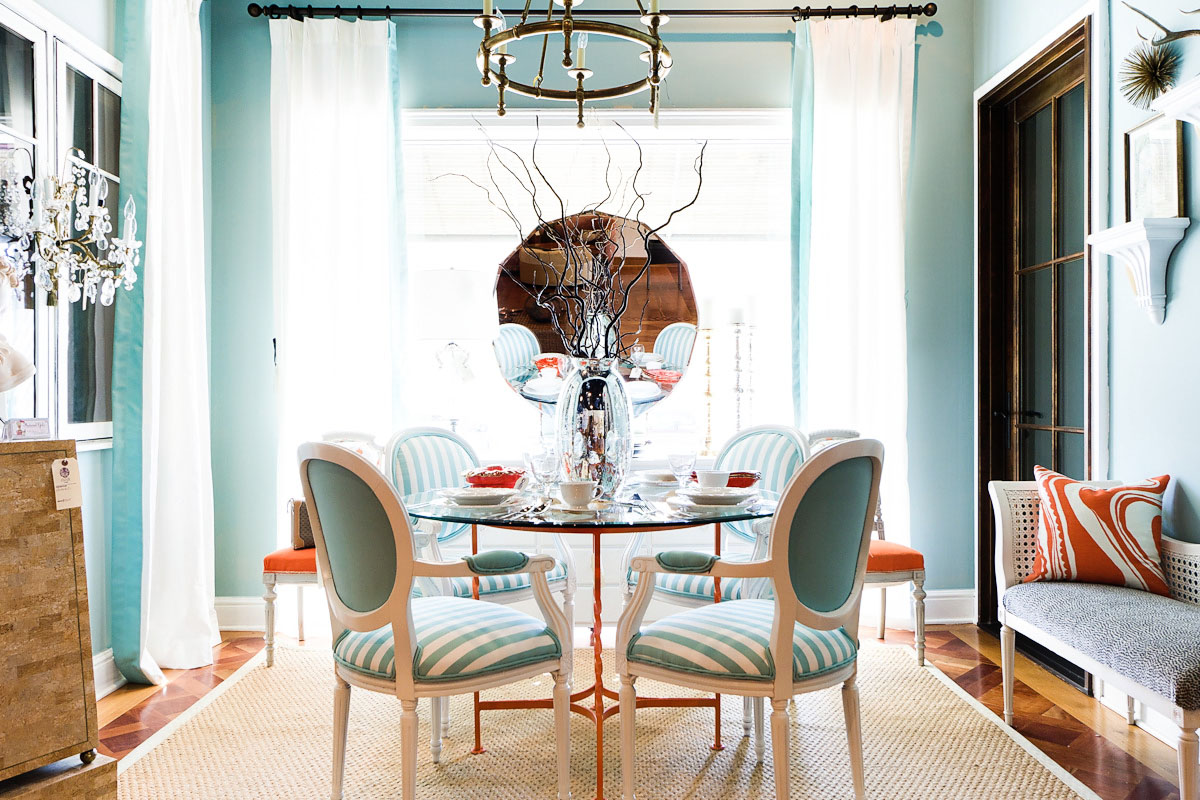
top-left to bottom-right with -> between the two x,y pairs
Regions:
216,596 -> 267,632
93,648 -> 125,700
858,586 -> 977,629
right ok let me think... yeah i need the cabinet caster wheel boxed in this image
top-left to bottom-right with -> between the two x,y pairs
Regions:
80,749 -> 96,764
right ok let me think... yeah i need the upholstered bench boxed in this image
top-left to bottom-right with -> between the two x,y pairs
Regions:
990,480 -> 1200,800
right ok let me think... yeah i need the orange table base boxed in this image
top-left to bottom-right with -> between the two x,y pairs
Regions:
470,525 -> 725,800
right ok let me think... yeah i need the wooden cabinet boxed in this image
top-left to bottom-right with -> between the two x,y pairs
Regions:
0,440 -> 98,781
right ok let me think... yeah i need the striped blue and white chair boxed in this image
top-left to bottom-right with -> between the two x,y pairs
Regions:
616,438 -> 884,799
620,424 -> 809,610
298,442 -> 573,800
652,321 -> 697,372
494,322 -> 541,383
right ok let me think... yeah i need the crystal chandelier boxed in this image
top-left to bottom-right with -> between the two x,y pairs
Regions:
475,0 -> 672,128
0,145 -> 141,309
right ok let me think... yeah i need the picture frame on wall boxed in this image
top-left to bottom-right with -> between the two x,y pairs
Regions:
1124,114 -> 1185,222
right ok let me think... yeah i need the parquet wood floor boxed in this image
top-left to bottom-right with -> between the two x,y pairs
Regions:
97,626 -> 1183,799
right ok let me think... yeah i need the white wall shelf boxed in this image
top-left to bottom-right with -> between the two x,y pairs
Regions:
1089,218 -> 1190,324
1152,74 -> 1200,127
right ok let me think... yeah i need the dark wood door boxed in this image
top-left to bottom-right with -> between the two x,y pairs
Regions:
977,22 -> 1090,668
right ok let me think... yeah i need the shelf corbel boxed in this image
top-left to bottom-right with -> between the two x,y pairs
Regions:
1088,217 -> 1190,325
1152,74 -> 1200,127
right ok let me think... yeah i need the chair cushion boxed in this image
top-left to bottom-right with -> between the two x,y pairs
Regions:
1025,467 -> 1170,595
1003,581 -> 1200,709
628,552 -> 756,601
263,547 -> 318,574
333,596 -> 561,682
866,540 -> 924,573
626,598 -> 856,682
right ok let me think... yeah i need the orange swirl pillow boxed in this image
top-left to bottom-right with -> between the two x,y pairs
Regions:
1025,466 -> 1171,596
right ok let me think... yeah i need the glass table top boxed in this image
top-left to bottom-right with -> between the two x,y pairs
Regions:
404,487 -> 778,530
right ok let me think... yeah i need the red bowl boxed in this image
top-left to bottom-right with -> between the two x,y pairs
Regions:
727,471 -> 761,489
464,466 -> 525,489
644,368 -> 682,387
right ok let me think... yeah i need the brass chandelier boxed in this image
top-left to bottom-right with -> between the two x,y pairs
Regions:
475,0 -> 672,128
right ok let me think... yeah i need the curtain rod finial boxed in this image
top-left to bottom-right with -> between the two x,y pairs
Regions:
247,2 -> 264,16
923,2 -> 937,15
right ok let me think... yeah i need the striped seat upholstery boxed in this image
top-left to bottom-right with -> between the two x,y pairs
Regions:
388,430 -> 479,543
626,599 -> 856,682
494,323 -> 540,383
413,558 -> 569,598
627,552 -> 756,601
715,427 -> 806,542
333,596 -> 561,682
653,322 -> 697,371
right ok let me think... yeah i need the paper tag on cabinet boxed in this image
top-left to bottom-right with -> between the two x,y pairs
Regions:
51,457 -> 82,510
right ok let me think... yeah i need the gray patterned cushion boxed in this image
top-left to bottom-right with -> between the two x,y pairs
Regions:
1003,581 -> 1200,709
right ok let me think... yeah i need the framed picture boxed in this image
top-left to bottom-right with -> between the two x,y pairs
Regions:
1124,114 -> 1185,222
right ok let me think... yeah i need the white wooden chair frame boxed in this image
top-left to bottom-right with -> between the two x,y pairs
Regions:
616,439 -> 884,800
991,480 -> 1200,800
298,442 -> 574,800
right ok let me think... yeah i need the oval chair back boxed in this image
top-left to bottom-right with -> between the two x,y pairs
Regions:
714,424 -> 810,541
298,442 -> 419,690
384,427 -> 480,543
494,323 -> 541,383
652,322 -> 697,371
766,438 -> 883,692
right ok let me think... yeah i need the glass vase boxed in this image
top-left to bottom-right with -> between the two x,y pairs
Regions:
554,357 -> 632,499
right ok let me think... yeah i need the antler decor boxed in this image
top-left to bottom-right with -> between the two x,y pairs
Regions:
1124,2 -> 1200,46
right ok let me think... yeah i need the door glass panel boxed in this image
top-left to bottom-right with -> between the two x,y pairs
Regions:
1019,428 -> 1054,480
97,85 -> 119,175
1019,105 -> 1054,267
1057,84 -> 1085,257
66,296 -> 114,424
1019,267 -> 1053,425
1058,257 -> 1085,429
1058,432 -> 1085,479
66,67 -> 92,162
0,25 -> 34,137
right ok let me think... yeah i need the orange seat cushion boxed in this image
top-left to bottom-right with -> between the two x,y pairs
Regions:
866,540 -> 924,573
263,547 -> 318,574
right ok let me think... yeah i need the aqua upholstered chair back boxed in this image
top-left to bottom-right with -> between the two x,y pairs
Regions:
653,322 -> 697,371
769,439 -> 883,635
298,442 -> 412,637
494,323 -> 541,382
385,427 -> 480,543
714,424 -> 810,541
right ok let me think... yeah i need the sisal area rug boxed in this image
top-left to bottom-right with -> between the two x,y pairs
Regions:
118,643 -> 1098,799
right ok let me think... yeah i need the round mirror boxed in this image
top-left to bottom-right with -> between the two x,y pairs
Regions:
492,212 -> 698,416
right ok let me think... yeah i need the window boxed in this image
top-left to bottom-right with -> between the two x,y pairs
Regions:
0,0 -> 122,442
54,46 -> 121,440
401,110 -> 792,458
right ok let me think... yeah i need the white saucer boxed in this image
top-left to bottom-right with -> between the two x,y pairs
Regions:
667,494 -> 755,513
440,487 -> 519,506
549,499 -> 611,514
678,487 -> 757,506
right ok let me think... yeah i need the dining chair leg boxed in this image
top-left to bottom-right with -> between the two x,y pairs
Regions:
263,574 -> 277,667
563,587 -> 576,638
877,586 -> 886,640
620,675 -> 637,800
296,585 -> 306,643
1000,624 -> 1016,725
1177,726 -> 1198,800
742,697 -> 752,737
753,696 -> 765,763
440,697 -> 451,738
770,699 -> 790,800
332,674 -> 351,800
1126,696 -> 1137,726
842,676 -> 866,799
554,671 -> 572,800
401,698 -> 418,800
912,572 -> 927,666
430,694 -> 443,763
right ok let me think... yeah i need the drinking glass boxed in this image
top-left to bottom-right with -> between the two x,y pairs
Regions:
524,449 -> 560,496
667,452 -> 697,488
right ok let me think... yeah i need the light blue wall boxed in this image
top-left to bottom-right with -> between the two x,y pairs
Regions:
33,0 -> 116,54
205,0 -> 978,595
975,1 -> 1200,546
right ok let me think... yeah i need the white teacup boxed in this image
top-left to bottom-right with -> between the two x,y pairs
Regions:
560,480 -> 598,508
695,470 -> 731,489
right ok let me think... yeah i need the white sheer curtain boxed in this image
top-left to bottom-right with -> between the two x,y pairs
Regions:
270,19 -> 396,535
140,0 -> 218,676
806,19 -> 915,543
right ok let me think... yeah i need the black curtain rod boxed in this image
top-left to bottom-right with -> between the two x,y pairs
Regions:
246,3 -> 937,22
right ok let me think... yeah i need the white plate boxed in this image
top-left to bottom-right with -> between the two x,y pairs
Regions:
626,381 -> 662,402
677,487 -> 757,505
667,495 -> 756,513
440,487 -> 519,506
548,500 -> 601,514
633,470 -> 677,485
632,351 -> 663,366
523,376 -> 563,398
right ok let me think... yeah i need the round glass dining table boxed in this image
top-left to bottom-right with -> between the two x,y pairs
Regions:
405,488 -> 778,800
